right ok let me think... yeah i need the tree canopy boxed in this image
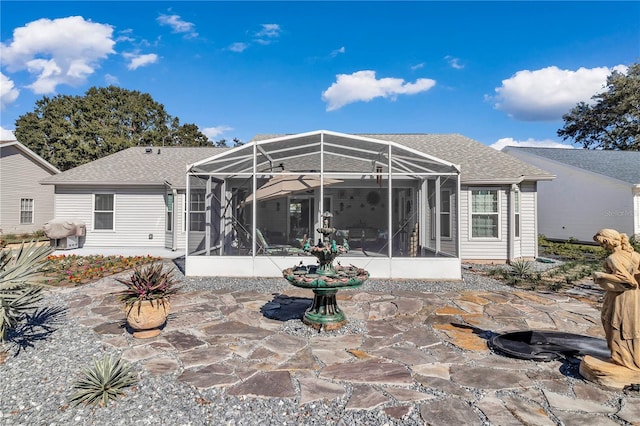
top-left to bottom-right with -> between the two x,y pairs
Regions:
557,63 -> 640,150
14,86 -> 218,170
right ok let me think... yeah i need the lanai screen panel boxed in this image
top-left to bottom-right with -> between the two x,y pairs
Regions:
390,145 -> 458,176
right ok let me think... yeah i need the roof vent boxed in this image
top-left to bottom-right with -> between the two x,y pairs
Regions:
145,147 -> 153,153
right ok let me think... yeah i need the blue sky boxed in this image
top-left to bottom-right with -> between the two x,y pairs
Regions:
1,1 -> 638,149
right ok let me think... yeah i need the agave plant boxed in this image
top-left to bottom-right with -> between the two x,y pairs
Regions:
69,354 -> 138,407
0,241 -> 53,348
115,263 -> 180,308
509,258 -> 535,278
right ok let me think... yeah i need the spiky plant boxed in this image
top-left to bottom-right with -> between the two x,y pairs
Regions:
509,259 -> 535,278
0,241 -> 53,348
69,354 -> 138,407
115,263 -> 180,310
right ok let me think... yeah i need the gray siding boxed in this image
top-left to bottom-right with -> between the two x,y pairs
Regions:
55,186 -> 166,247
0,145 -> 57,235
506,150 -> 634,242
514,182 -> 538,259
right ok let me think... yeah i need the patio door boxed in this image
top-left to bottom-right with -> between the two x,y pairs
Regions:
288,196 -> 331,245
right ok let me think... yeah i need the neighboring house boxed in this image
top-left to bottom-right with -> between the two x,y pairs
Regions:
0,140 -> 60,236
42,131 -> 554,279
41,146 -> 226,251
503,146 -> 640,243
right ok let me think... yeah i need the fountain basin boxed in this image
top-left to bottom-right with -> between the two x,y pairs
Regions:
283,265 -> 369,330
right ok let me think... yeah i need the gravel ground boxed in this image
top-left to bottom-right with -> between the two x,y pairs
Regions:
0,265 -> 517,425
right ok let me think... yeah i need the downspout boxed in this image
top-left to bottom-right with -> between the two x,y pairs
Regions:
171,188 -> 178,251
508,184 -> 517,262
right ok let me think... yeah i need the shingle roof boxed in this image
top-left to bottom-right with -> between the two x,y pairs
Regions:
504,147 -> 640,185
253,133 -> 554,184
42,133 -> 555,188
41,146 -> 227,188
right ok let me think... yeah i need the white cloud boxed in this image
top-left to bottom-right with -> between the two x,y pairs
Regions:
157,14 -> 198,38
0,72 -> 19,109
445,56 -> 464,70
123,52 -> 158,70
202,125 -> 233,139
490,137 -> 574,151
411,63 -> 425,71
0,16 -> 115,94
228,42 -> 248,53
104,73 -> 119,85
491,65 -> 628,121
330,47 -> 345,57
256,24 -> 281,39
0,126 -> 16,140
321,70 -> 436,111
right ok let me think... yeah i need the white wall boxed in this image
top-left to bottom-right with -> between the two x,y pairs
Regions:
0,145 -> 57,235
459,185 -> 509,261
505,152 -> 634,243
55,186 -> 167,247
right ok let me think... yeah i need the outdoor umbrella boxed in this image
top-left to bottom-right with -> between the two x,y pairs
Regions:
243,174 -> 343,204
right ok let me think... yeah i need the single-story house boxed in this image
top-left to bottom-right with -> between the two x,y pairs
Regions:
42,130 -> 553,280
503,146 -> 640,243
0,140 -> 60,236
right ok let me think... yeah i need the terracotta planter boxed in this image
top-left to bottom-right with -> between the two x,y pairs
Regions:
125,299 -> 170,338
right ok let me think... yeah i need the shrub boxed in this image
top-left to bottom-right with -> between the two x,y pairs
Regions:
0,242 -> 53,349
69,355 -> 137,407
510,259 -> 535,277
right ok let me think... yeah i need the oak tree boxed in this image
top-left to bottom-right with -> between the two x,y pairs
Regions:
14,86 -> 213,170
558,63 -> 640,150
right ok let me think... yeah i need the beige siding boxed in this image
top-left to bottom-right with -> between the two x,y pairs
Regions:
55,186 -> 166,247
459,185 -> 509,261
0,145 -> 57,235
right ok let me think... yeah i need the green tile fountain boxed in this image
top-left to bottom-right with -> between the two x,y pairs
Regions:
282,212 -> 369,330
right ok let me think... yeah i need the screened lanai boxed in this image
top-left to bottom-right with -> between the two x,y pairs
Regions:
185,130 -> 462,279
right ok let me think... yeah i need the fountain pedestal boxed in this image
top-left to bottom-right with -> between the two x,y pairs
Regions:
282,212 -> 369,331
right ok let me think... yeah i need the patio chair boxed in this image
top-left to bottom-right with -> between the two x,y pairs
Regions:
255,229 -> 305,256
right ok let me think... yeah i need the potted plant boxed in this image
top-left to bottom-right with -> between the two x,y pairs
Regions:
116,263 -> 180,338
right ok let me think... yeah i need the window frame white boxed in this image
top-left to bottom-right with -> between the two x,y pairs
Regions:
189,189 -> 206,232
440,188 -> 452,240
166,193 -> 174,232
19,198 -> 34,224
93,193 -> 115,231
469,188 -> 500,240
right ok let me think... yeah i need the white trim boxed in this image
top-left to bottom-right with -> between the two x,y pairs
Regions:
19,197 -> 35,225
468,188 -> 501,240
92,193 -> 115,231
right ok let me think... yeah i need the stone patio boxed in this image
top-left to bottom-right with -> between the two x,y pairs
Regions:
64,280 -> 640,425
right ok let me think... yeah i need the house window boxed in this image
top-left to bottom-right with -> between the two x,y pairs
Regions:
20,198 -> 34,224
471,189 -> 499,238
94,194 -> 114,230
166,193 -> 174,232
440,189 -> 451,239
189,190 -> 206,232
514,191 -> 520,238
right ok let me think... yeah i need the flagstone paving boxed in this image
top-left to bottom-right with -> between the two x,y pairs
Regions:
65,280 -> 640,425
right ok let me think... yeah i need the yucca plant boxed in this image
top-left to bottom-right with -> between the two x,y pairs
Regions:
0,241 -> 53,355
115,263 -> 180,311
69,354 -> 138,407
509,259 -> 535,278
